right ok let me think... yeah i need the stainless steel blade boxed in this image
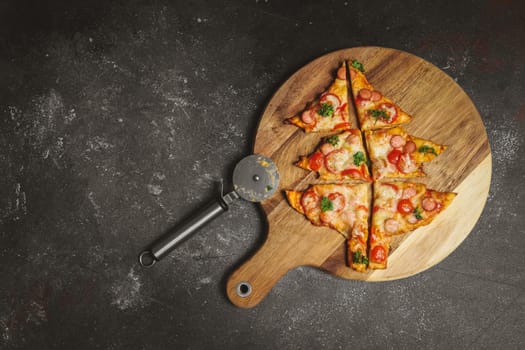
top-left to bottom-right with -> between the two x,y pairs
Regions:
232,154 -> 279,202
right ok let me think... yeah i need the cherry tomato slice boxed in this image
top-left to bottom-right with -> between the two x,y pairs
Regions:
397,198 -> 414,214
309,152 -> 324,171
371,245 -> 387,263
387,149 -> 403,165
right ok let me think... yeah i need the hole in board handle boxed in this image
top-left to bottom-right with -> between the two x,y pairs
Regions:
236,281 -> 252,298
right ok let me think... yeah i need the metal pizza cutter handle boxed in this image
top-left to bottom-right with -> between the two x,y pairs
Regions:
138,154 -> 279,267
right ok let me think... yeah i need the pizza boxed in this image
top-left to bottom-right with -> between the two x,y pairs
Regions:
284,59 -> 456,273
295,129 -> 372,182
368,181 -> 457,269
286,62 -> 351,132
348,59 -> 412,131
285,183 -> 371,272
365,127 -> 446,180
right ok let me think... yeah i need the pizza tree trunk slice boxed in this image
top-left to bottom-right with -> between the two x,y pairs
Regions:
369,181 -> 457,270
285,183 -> 371,272
365,126 -> 447,180
285,62 -> 351,132
349,60 -> 412,130
295,129 -> 372,182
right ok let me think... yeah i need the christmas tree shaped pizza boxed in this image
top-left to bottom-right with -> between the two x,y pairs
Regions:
286,62 -> 351,132
348,59 -> 412,130
285,184 -> 371,272
295,129 -> 372,182
365,127 -> 447,180
368,182 -> 456,269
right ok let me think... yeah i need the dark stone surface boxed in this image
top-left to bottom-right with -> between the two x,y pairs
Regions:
1,0 -> 524,349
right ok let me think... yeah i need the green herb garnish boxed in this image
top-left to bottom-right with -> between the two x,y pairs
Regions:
352,251 -> 369,265
350,59 -> 365,73
353,151 -> 366,166
318,102 -> 334,117
321,196 -> 333,212
325,135 -> 339,146
413,207 -> 423,220
418,145 -> 437,155
368,109 -> 390,121
266,185 -> 273,191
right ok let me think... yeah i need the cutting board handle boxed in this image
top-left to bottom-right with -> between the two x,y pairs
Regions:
226,225 -> 306,308
226,218 -> 344,308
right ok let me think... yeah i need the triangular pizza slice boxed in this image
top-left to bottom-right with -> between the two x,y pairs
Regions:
365,127 -> 447,180
369,181 -> 456,269
285,183 -> 371,272
295,129 -> 372,182
348,59 -> 412,130
286,62 -> 351,132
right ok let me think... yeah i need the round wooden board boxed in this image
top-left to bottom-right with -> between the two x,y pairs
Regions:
227,47 -> 491,308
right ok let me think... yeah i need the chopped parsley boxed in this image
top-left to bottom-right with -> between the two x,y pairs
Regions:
321,196 -> 333,212
368,109 -> 390,122
266,185 -> 273,192
353,151 -> 366,166
418,145 -> 438,155
413,207 -> 423,220
318,102 -> 334,117
350,59 -> 365,73
352,251 -> 369,265
325,135 -> 340,146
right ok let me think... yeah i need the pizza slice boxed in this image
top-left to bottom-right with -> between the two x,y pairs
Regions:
369,181 -> 457,269
365,127 -> 446,180
348,59 -> 412,130
285,183 -> 371,272
286,62 -> 351,132
295,129 -> 372,182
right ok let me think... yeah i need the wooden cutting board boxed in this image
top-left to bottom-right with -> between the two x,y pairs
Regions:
226,47 -> 491,308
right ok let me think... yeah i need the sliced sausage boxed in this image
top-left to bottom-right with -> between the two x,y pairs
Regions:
384,218 -> 399,234
403,141 -> 417,153
390,135 -> 406,148
370,90 -> 382,101
337,66 -> 346,80
358,88 -> 372,100
349,68 -> 356,80
402,186 -> 417,198
422,197 -> 437,211
301,109 -> 315,124
346,134 -> 361,145
320,143 -> 335,155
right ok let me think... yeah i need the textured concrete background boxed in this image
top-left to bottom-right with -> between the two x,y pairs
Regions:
1,0 -> 524,349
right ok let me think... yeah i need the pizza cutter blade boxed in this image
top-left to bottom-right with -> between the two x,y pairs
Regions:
232,154 -> 279,202
138,154 -> 279,267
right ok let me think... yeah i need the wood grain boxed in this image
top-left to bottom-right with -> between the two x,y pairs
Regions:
227,47 -> 491,308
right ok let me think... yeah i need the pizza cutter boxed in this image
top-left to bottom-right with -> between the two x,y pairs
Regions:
138,154 -> 279,267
